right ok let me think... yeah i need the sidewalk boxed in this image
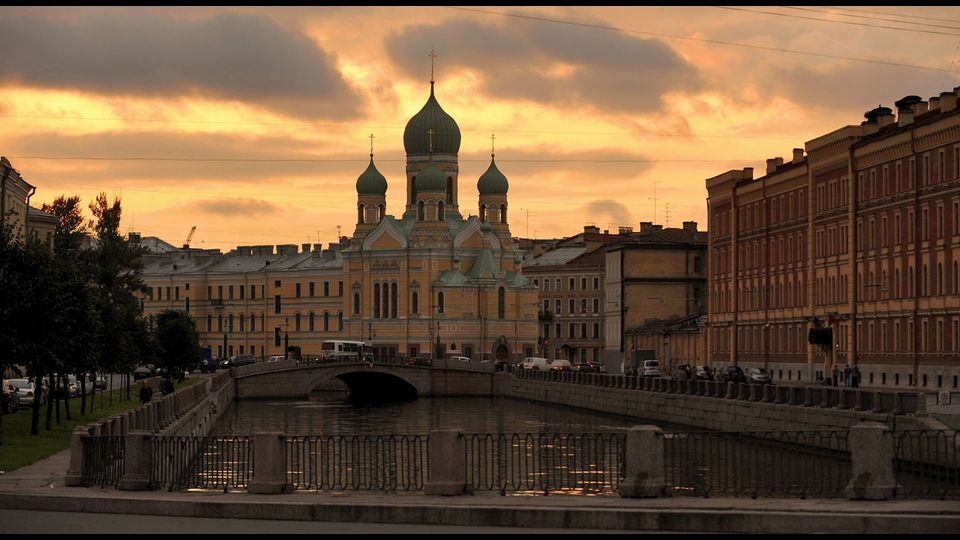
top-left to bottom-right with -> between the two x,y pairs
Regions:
0,449 -> 958,533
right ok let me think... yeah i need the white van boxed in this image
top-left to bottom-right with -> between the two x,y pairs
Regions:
641,360 -> 661,378
320,340 -> 372,361
522,357 -> 550,370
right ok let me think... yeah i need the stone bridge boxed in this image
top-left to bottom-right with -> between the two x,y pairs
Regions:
232,358 -> 497,400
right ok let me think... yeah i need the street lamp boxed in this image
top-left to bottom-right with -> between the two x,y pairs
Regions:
284,316 -> 289,360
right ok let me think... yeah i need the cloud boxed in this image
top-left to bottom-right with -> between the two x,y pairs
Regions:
0,12 -> 362,119
767,62 -> 950,113
384,13 -> 701,114
190,197 -> 284,217
583,199 -> 633,226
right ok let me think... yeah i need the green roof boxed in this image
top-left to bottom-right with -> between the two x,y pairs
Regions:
477,156 -> 509,195
466,247 -> 499,279
403,83 -> 461,156
356,157 -> 387,195
416,157 -> 446,193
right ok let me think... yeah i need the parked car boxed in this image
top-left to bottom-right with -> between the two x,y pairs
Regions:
93,373 -> 108,390
132,366 -> 153,381
640,360 -> 661,378
671,364 -> 692,380
266,355 -> 286,363
405,358 -> 432,367
720,366 -> 747,384
748,367 -> 773,385
694,366 -> 715,381
521,357 -> 550,370
10,378 -> 39,409
550,359 -> 573,372
2,380 -> 19,414
449,356 -> 472,363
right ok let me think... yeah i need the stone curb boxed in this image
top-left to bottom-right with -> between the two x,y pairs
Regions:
0,492 -> 958,533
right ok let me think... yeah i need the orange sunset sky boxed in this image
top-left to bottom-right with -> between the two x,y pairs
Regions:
2,6 -> 959,250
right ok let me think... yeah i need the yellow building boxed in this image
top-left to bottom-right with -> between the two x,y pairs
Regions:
0,157 -> 56,244
141,76 -> 538,361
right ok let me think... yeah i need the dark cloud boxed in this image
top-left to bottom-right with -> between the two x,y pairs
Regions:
765,62 -> 950,114
384,13 -> 701,114
583,199 -> 633,226
190,197 -> 283,217
0,12 -> 361,119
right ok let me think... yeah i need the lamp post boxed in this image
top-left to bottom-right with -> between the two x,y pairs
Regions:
284,316 -> 289,360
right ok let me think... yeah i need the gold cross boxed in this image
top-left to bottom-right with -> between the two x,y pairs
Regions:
428,128 -> 433,153
491,133 -> 496,157
369,133 -> 375,156
429,47 -> 438,82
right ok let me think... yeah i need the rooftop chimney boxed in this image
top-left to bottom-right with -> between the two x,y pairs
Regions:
791,148 -> 804,163
584,225 -> 600,234
766,157 -> 784,174
912,100 -> 928,116
928,96 -> 940,112
619,226 -> 635,235
895,95 -> 922,126
639,222 -> 653,234
128,232 -> 141,244
327,242 -> 341,252
940,92 -> 957,112
682,221 -> 698,233
301,243 -> 311,253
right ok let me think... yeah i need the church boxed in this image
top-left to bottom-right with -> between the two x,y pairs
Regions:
341,68 -> 539,362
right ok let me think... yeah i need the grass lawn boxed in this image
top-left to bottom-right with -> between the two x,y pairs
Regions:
0,377 -> 202,473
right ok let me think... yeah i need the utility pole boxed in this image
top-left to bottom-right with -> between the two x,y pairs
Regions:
665,202 -> 672,228
649,181 -> 659,224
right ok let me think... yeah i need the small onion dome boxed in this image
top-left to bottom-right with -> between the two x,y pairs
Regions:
477,156 -> 508,195
356,157 -> 387,195
416,157 -> 446,192
403,83 -> 461,156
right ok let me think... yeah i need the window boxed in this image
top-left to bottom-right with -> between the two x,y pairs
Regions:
569,298 -> 575,313
353,292 -> 360,315
581,323 -> 587,338
251,285 -> 256,300
295,283 -> 301,298
218,285 -> 223,299
581,298 -> 587,313
556,278 -> 561,290
324,281 -> 330,297
593,322 -> 600,338
324,312 -> 330,332
239,285 -> 244,300
217,315 -> 223,332
593,298 -> 599,313
207,286 -> 212,300
581,277 -> 587,290
543,323 -> 550,338
207,314 -> 212,332
569,323 -> 575,338
274,295 -> 281,314
274,280 -> 281,288
374,283 -> 381,318
534,279 -> 539,288
294,313 -> 301,332
438,291 -> 444,314
309,312 -> 315,332
339,281 -> 344,296
594,276 -> 600,289
412,291 -> 419,314
250,314 -> 256,332
555,323 -> 561,338
274,327 -> 281,347
309,282 -> 315,297
338,312 -> 343,331
498,287 -> 505,319
555,299 -> 561,313
391,283 -> 398,318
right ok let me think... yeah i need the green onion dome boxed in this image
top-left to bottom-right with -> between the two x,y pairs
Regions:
356,157 -> 387,195
477,156 -> 509,195
415,156 -> 446,193
403,83 -> 461,156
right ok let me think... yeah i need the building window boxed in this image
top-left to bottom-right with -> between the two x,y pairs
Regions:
338,312 -> 343,331
207,314 -> 212,332
569,277 -> 575,290
309,282 -> 315,297
391,283 -> 398,319
497,287 -> 506,319
581,298 -> 587,313
569,323 -> 575,338
353,292 -> 360,315
556,299 -> 561,313
581,277 -> 587,290
295,313 -> 301,332
339,281 -> 344,296
251,285 -> 256,300
275,295 -> 281,314
593,322 -> 599,338
374,283 -> 381,318
594,276 -> 599,289
324,281 -> 330,297
207,286 -> 212,300
239,285 -> 244,300
581,323 -> 587,338
323,312 -> 330,332
412,291 -> 419,314
593,298 -> 599,313
556,278 -> 561,290
274,327 -> 281,347
569,298 -> 575,313
218,285 -> 223,299
438,291 -> 444,314
295,283 -> 301,298
309,312 -> 315,332
274,280 -> 281,288
250,314 -> 256,332
217,315 -> 223,332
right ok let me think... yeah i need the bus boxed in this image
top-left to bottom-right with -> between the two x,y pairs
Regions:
320,340 -> 372,362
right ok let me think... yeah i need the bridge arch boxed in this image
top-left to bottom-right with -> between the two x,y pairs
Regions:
307,366 -> 422,402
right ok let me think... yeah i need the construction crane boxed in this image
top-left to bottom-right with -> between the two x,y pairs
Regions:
183,225 -> 197,249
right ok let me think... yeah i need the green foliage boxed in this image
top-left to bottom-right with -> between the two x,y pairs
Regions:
154,310 -> 201,380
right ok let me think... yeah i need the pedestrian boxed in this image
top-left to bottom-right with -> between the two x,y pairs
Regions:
843,365 -> 851,387
832,365 -> 839,386
138,382 -> 152,404
161,377 -> 174,395
852,365 -> 861,388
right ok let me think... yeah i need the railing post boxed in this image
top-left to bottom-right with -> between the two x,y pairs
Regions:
64,428 -> 89,486
915,392 -> 927,416
249,432 -> 291,494
737,383 -> 747,400
803,386 -> 812,407
836,388 -> 847,409
872,391 -> 883,413
424,430 -> 466,496
619,425 -> 667,498
117,431 -> 152,491
726,381 -> 736,399
845,422 -> 899,500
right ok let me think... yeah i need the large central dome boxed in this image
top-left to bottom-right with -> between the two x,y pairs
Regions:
403,82 -> 461,156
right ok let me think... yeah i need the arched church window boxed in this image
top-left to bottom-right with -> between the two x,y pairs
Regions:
378,204 -> 384,222
438,291 -> 445,314
418,201 -> 425,221
391,283 -> 398,318
412,291 -> 419,314
374,283 -> 381,318
480,204 -> 486,222
358,204 -> 364,224
498,287 -> 505,319
500,204 -> 507,223
446,176 -> 453,204
438,201 -> 445,221
323,311 -> 330,332
381,282 -> 389,319
353,292 -> 360,315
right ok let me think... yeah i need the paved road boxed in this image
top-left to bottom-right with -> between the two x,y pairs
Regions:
0,509 -> 639,534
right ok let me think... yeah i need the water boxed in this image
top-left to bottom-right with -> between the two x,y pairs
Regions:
212,395 -> 689,436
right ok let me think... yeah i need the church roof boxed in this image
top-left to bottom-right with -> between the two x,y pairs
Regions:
415,156 -> 447,192
403,83 -> 461,156
477,156 -> 509,195
356,157 -> 387,195
466,247 -> 499,279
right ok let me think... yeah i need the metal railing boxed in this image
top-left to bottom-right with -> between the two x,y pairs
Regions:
893,430 -> 960,499
664,430 -> 851,498
463,432 -> 625,495
150,436 -> 253,491
286,435 -> 428,491
80,436 -> 124,488
511,369 -> 920,414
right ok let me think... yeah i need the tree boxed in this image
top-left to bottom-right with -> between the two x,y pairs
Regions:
154,310 -> 200,381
